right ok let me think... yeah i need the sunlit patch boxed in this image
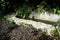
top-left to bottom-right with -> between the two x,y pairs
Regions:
7,16 -> 56,36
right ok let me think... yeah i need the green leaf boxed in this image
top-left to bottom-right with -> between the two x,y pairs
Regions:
53,8 -> 57,14
9,19 -> 14,24
3,16 -> 7,19
57,10 -> 60,14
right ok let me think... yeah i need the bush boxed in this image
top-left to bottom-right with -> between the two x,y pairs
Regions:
16,6 -> 32,18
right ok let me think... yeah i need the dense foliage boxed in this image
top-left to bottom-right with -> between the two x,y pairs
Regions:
0,0 -> 60,17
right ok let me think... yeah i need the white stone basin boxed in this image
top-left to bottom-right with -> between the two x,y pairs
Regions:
29,11 -> 60,22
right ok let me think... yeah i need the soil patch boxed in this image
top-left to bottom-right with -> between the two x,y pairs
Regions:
0,19 -> 60,40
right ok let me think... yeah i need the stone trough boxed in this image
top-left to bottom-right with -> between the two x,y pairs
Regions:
29,11 -> 60,23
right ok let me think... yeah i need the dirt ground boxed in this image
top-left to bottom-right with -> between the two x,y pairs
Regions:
0,19 -> 60,40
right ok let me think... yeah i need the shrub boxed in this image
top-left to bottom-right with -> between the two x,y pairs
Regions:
16,6 -> 32,18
